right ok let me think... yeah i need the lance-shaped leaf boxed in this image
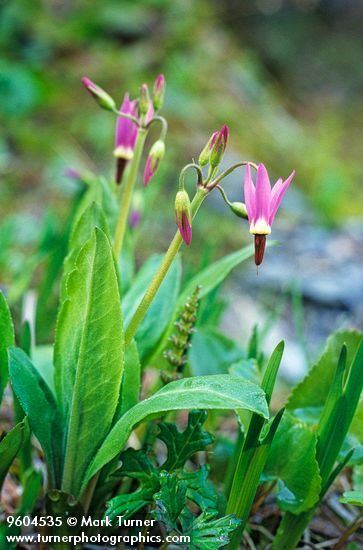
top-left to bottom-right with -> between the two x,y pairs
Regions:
158,410 -> 214,471
60,202 -> 109,301
0,290 -> 15,404
82,375 -> 268,492
0,419 -> 29,491
116,340 -> 140,419
54,228 -> 124,497
9,348 -> 63,485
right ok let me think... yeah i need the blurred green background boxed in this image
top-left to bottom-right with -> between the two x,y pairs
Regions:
0,0 -> 362,354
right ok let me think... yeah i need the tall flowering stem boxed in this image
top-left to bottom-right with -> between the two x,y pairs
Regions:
125,184 -> 207,347
113,128 -> 147,259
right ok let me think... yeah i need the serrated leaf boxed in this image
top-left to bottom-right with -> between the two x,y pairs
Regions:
264,413 -> 321,513
83,375 -> 268,490
180,465 -> 219,513
0,419 -> 29,491
54,228 -> 124,497
188,511 -> 241,550
153,472 -> 187,532
0,290 -> 15,404
9,348 -> 63,485
189,328 -> 244,376
158,410 -> 214,470
340,490 -> 363,506
106,448 -> 159,521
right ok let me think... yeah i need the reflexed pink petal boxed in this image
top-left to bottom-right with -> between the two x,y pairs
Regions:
115,93 -> 138,150
255,163 -> 271,222
244,163 -> 256,223
269,170 -> 295,225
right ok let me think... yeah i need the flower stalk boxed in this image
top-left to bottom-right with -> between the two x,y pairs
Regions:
113,128 -> 147,258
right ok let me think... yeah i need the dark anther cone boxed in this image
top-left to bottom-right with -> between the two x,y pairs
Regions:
115,158 -> 127,184
254,235 -> 266,266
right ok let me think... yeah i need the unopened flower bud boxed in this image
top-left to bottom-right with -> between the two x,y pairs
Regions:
143,139 -> 165,186
175,189 -> 192,245
139,83 -> 150,116
199,131 -> 218,167
210,124 -> 229,168
81,77 -> 116,112
229,201 -> 248,219
153,74 -> 166,111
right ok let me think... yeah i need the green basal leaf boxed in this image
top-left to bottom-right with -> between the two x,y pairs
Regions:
287,330 -> 362,410
116,339 -> 141,419
264,413 -> 321,514
54,228 -> 124,497
189,327 -> 244,376
123,254 -> 182,363
9,348 -> 63,486
153,472 -> 187,532
60,202 -> 109,302
340,490 -> 363,506
158,410 -> 214,470
188,511 -> 241,550
0,418 -> 29,491
83,375 -> 269,491
0,290 -> 15,405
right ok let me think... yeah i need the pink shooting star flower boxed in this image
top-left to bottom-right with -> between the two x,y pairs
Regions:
114,94 -> 139,184
244,163 -> 295,266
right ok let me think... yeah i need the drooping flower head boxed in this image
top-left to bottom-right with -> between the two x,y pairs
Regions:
244,163 -> 295,266
175,189 -> 192,245
143,139 -> 165,186
114,94 -> 139,183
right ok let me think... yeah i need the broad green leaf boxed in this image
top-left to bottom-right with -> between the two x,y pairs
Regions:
153,472 -> 187,532
340,491 -> 363,506
0,419 -> 29,491
32,345 -> 55,394
189,328 -> 244,376
287,330 -> 362,410
0,290 -> 15,404
158,410 -> 214,470
177,244 -> 259,308
9,348 -> 63,485
83,374 -> 269,490
188,511 -> 241,550
60,202 -> 109,301
264,413 -> 321,514
123,254 -> 182,362
54,228 -> 124,497
117,340 -> 140,419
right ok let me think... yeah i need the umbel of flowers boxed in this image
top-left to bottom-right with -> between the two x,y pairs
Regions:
82,74 -> 295,344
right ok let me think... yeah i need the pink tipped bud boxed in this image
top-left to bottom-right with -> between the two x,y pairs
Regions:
210,124 -> 229,168
139,83 -> 150,116
175,190 -> 192,245
199,131 -> 218,167
153,74 -> 166,111
143,140 -> 165,186
81,77 -> 116,112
